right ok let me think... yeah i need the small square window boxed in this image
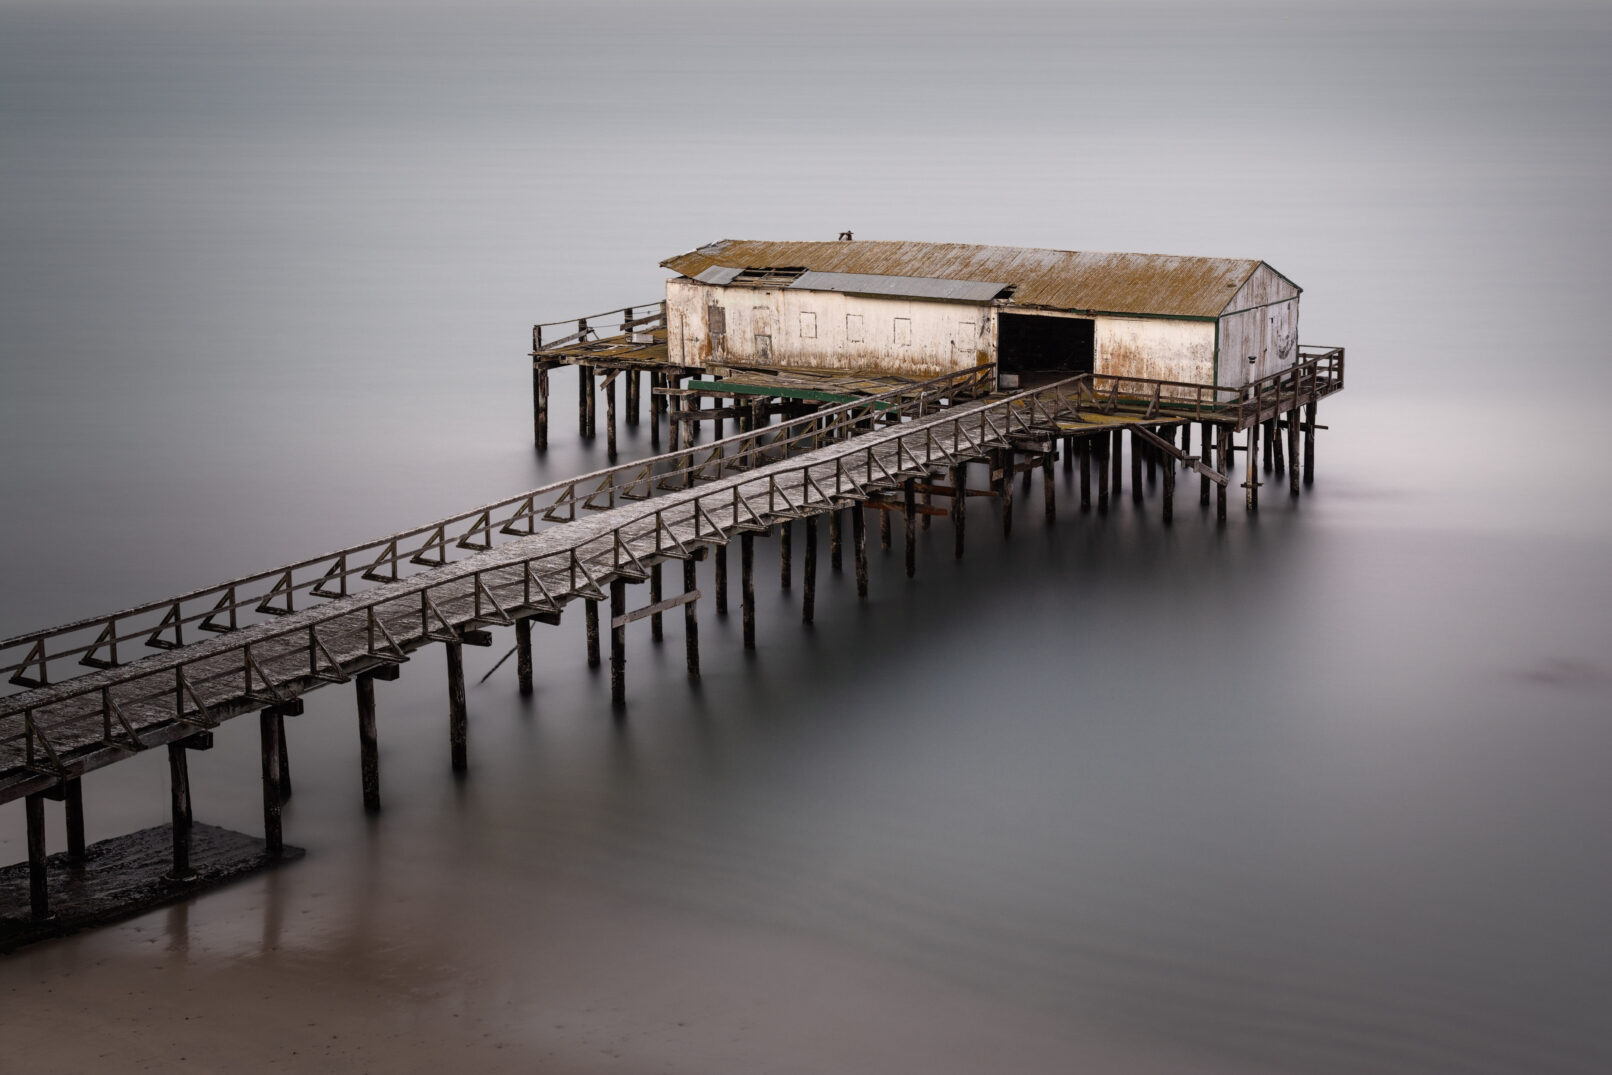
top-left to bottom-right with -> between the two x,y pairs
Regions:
893,317 -> 912,346
799,311 -> 817,339
755,334 -> 773,361
846,313 -> 864,343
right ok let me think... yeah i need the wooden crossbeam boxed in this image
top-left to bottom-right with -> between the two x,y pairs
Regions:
613,590 -> 699,629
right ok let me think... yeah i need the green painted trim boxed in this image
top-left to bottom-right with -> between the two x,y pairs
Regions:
1011,307 -> 1217,323
687,380 -> 894,409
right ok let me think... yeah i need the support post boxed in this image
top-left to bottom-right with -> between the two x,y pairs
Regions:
741,533 -> 756,650
684,557 -> 700,677
879,500 -> 891,550
610,579 -> 626,707
446,641 -> 467,773
260,709 -> 283,858
1272,414 -> 1286,475
577,364 -> 590,439
277,715 -> 291,802
585,598 -> 601,668
584,365 -> 597,439
516,616 -> 533,695
627,368 -> 640,427
779,521 -> 792,590
1246,423 -> 1260,512
1262,417 -> 1274,472
650,373 -> 662,449
853,503 -> 869,599
1111,429 -> 1123,500
1162,449 -> 1175,526
1001,450 -> 1014,539
1145,432 -> 1157,484
1042,450 -> 1056,526
357,672 -> 380,812
830,509 -> 843,571
1080,437 -> 1091,510
1131,430 -> 1143,505
165,741 -> 195,882
651,562 -> 664,642
715,544 -> 728,614
26,793 -> 49,919
606,373 -> 618,461
1289,408 -> 1301,497
1063,435 -> 1074,473
1304,401 -> 1318,485
1097,435 -> 1110,514
64,778 -> 85,865
951,464 -> 966,558
904,478 -> 917,577
803,516 -> 818,623
1217,426 -> 1231,524
1200,422 -> 1212,506
533,365 -> 549,451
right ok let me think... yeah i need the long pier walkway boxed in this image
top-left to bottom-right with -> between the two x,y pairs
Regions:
2,353 -> 1342,931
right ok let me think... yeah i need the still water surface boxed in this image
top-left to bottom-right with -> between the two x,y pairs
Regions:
2,3 -> 1610,1072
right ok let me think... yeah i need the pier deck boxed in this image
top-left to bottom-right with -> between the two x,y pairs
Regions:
3,343 -> 1342,929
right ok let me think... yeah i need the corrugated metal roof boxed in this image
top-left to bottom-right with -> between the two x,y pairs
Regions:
661,240 -> 1288,318
787,270 -> 1008,303
693,265 -> 743,286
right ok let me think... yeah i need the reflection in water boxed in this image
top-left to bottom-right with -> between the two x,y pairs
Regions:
2,2 -> 1612,1072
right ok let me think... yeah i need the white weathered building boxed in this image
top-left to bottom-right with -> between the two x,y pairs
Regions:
661,240 -> 1301,393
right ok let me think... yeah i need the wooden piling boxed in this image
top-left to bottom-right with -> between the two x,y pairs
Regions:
829,509 -> 843,571
260,709 -> 283,857
669,389 -> 682,453
626,368 -> 640,427
879,500 -> 891,550
1200,422 -> 1212,506
649,373 -> 662,449
1097,435 -> 1110,514
684,556 -> 700,677
1042,451 -> 1056,526
1304,401 -> 1317,485
951,464 -> 966,558
25,792 -> 49,919
606,374 -> 618,460
1262,417 -> 1274,473
853,504 -> 869,599
1130,431 -> 1144,505
714,543 -> 728,614
741,533 -> 756,650
904,478 -> 917,577
446,641 -> 467,773
610,579 -> 626,707
803,516 -> 818,623
1080,437 -> 1091,510
533,365 -> 549,451
1246,423 -> 1260,512
1063,435 -> 1074,473
1162,449 -> 1175,526
1272,414 -> 1286,475
780,521 -> 792,590
585,598 -> 601,668
1217,426 -> 1231,523
165,741 -> 196,882
1288,408 -> 1301,497
585,365 -> 597,439
1111,429 -> 1124,500
516,616 -> 533,695
1001,450 -> 1015,539
1145,432 -> 1157,484
356,672 -> 380,812
650,562 -> 665,641
277,714 -> 291,802
63,777 -> 85,865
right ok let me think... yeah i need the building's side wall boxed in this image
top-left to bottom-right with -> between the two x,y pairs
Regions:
667,278 -> 993,378
1092,315 -> 1216,396
1217,264 -> 1301,390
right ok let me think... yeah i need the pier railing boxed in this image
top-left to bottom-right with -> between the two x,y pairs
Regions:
1,367 -> 1086,798
532,301 -> 667,353
0,364 -> 991,700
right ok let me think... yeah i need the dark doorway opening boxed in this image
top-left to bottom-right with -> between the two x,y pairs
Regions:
997,313 -> 1094,383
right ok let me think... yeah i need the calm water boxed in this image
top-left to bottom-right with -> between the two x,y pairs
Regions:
2,3 -> 1611,1072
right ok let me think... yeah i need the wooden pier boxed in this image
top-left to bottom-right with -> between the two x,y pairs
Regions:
2,341 -> 1342,941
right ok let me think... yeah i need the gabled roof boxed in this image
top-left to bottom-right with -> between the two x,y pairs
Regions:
662,240 -> 1294,319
